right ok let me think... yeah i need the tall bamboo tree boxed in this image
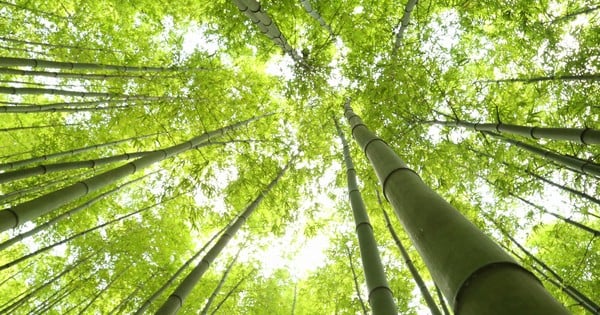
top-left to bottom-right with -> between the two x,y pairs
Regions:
344,102 -> 568,314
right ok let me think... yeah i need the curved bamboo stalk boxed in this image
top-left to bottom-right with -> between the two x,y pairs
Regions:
0,67 -> 174,80
300,0 -> 335,36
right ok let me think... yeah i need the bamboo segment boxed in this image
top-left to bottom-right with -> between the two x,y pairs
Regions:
343,103 -> 568,315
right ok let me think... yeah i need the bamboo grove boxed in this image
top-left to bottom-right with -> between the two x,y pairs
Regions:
0,0 -> 599,314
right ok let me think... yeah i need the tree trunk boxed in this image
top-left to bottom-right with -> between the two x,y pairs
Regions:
484,131 -> 600,177
0,123 -> 81,133
377,191 -> 442,315
200,246 -> 243,315
428,118 -> 600,145
343,102 -> 568,315
156,161 -> 290,314
0,97 -> 165,113
0,66 -> 172,80
0,114 -> 264,232
335,117 -> 397,315
344,244 -> 369,315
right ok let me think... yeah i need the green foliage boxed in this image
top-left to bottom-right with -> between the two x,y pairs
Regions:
0,0 -> 598,313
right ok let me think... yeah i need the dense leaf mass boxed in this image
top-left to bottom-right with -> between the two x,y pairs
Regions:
0,0 -> 598,314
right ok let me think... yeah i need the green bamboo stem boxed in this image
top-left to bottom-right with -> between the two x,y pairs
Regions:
482,73 -> 600,83
377,191 -> 442,315
510,193 -> 600,236
0,133 -> 160,171
435,284 -> 452,315
134,227 -> 226,314
300,0 -> 335,36
0,150 -> 152,184
0,97 -> 165,113
429,119 -> 600,145
156,161 -> 290,314
0,173 -> 154,252
334,117 -> 397,314
392,0 -> 418,55
0,56 -> 181,72
468,147 -> 600,210
0,86 -> 145,98
0,104 -> 132,113
0,67 -> 172,80
0,115 -> 264,232
484,131 -> 600,177
209,269 -> 254,315
344,102 -> 568,315
232,0 -> 305,65
0,123 -> 81,132
200,246 -> 242,315
0,36 -> 118,53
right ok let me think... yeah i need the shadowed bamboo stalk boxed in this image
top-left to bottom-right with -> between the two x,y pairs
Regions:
300,0 -> 335,36
156,161 -> 290,314
0,193 -> 183,271
134,227 -> 226,314
0,115 -> 266,232
0,150 -> 152,184
0,67 -> 175,80
0,86 -> 149,98
344,101 -> 568,314
209,269 -> 254,315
